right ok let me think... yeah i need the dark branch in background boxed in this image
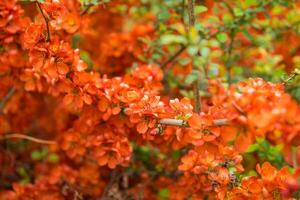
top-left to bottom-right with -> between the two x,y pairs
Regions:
181,0 -> 186,30
188,0 -> 201,113
222,1 -> 234,16
221,1 -> 236,84
80,4 -> 92,16
225,28 -> 236,83
187,0 -> 195,28
36,1 -> 51,42
0,87 -> 16,114
99,169 -> 132,200
161,45 -> 186,68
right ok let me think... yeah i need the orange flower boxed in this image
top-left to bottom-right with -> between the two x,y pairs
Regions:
241,176 -> 263,194
209,167 -> 230,186
257,162 -> 278,182
178,150 -> 198,171
188,113 -> 220,142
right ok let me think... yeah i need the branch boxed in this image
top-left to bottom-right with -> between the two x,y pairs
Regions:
231,102 -> 246,115
222,1 -> 235,17
187,0 -> 201,113
0,134 -> 57,145
161,45 -> 186,68
36,1 -> 51,42
225,28 -> 236,83
187,0 -> 195,28
159,118 -> 230,127
0,87 -> 16,114
193,78 -> 201,113
80,4 -> 92,16
283,69 -> 300,85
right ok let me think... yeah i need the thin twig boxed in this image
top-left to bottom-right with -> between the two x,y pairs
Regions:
0,87 -> 16,114
283,69 -> 300,85
0,134 -> 57,145
225,28 -> 235,83
292,147 -> 298,168
161,45 -> 186,68
36,1 -> 51,42
181,0 -> 186,30
231,102 -> 246,115
193,78 -> 201,113
159,118 -> 229,127
100,169 -> 120,200
80,4 -> 92,16
222,1 -> 234,16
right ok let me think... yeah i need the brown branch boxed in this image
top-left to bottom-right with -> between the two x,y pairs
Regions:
225,28 -> 236,83
292,147 -> 298,169
0,87 -> 16,114
159,118 -> 230,127
193,78 -> 201,113
231,102 -> 245,116
187,0 -> 201,113
181,0 -> 186,28
187,0 -> 195,28
0,134 -> 57,145
36,1 -> 51,42
100,169 -> 119,200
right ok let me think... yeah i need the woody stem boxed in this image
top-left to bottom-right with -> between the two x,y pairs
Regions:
0,87 -> 16,114
188,0 -> 201,113
0,133 -> 57,145
158,118 -> 229,127
36,1 -> 51,42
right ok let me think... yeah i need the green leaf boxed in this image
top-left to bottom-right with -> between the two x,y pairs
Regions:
160,34 -> 187,45
208,64 -> 219,77
21,0 -> 45,2
31,148 -> 48,160
208,16 -> 220,23
80,0 -> 107,6
171,150 -> 181,160
185,70 -> 199,85
179,89 -> 193,98
17,167 -> 31,184
178,58 -> 190,65
233,8 -> 244,17
80,51 -> 93,71
232,66 -> 243,75
47,153 -> 59,163
200,47 -> 210,58
31,150 -> 42,160
245,0 -> 258,7
195,5 -> 208,14
240,29 -> 254,42
246,143 -> 259,153
17,167 -> 27,177
216,32 -> 228,43
158,9 -> 170,21
187,45 -> 199,56
158,188 -> 169,200
71,34 -> 80,49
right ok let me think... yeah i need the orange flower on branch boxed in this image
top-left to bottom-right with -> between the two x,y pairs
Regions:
188,113 -> 221,143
